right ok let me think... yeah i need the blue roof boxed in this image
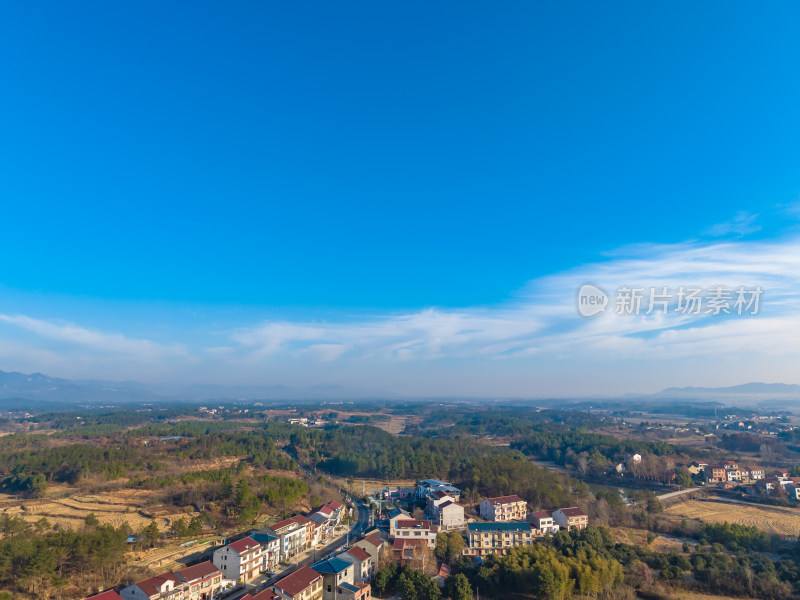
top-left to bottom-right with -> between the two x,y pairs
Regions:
467,522 -> 532,532
251,532 -> 278,544
387,508 -> 408,519
311,557 -> 351,574
340,583 -> 359,592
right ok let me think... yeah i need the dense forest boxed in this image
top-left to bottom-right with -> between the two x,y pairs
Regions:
289,423 -> 584,508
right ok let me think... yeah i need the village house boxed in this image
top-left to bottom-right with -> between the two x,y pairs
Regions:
262,517 -> 309,560
175,561 -> 223,600
435,500 -> 465,531
553,507 -> 588,530
463,522 -> 534,556
530,510 -> 557,534
725,467 -> 743,483
426,490 -> 455,514
120,572 -> 183,600
271,565 -> 324,600
705,465 -> 727,483
391,519 -> 438,547
333,582 -> 371,600
479,495 -> 528,522
311,557 -> 356,600
416,479 -> 461,500
251,532 -> 282,572
785,478 -> 800,500
307,501 -> 344,544
338,546 -> 374,583
353,534 -> 386,565
212,536 -> 266,583
387,507 -> 413,534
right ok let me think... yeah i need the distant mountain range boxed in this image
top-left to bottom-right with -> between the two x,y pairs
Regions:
0,368 -> 798,410
0,369 -> 382,408
655,383 -> 800,398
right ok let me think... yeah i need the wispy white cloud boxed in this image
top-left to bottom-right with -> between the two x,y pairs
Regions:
0,314 -> 186,361
1,236 -> 799,394
704,211 -> 762,237
226,237 -> 800,374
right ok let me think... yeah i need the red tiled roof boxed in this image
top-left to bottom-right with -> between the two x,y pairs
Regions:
393,538 -> 425,549
176,560 -> 220,582
433,490 -> 450,498
346,546 -> 371,562
135,572 -> 181,597
86,592 -> 125,600
228,536 -> 261,554
327,500 -> 343,510
364,534 -> 384,547
557,507 -> 587,517
484,495 -> 525,505
531,510 -> 552,519
395,519 -> 431,529
273,566 -> 321,597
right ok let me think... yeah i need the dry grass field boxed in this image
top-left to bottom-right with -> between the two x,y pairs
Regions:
665,499 -> 800,536
329,476 -> 417,496
610,527 -> 687,553
0,487 -> 198,531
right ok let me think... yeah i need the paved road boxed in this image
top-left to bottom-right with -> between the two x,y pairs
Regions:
228,499 -> 369,599
225,446 -> 372,599
657,487 -> 706,500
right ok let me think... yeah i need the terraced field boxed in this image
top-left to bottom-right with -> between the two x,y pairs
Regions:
0,489 -> 196,531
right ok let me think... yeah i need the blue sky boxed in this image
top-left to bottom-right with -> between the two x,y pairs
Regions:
1,2 -> 799,396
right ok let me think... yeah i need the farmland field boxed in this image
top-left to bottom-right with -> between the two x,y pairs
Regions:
665,499 -> 800,536
0,487 -> 197,531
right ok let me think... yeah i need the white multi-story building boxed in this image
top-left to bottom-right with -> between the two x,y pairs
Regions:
530,510 -> 557,534
392,519 -> 438,547
212,536 -> 266,583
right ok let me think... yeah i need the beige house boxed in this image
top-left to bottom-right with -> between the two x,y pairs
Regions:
175,561 -> 223,600
353,534 -> 386,564
479,495 -> 527,522
553,507 -> 588,530
435,500 -> 465,531
271,566 -> 323,600
392,519 -> 438,547
339,546 -> 374,583
464,522 -> 533,556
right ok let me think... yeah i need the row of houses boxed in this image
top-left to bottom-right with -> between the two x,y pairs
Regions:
696,461 -> 766,484
216,501 -> 346,583
87,535 -> 386,600
85,501 -> 347,600
746,470 -> 800,500
115,561 -> 223,600
387,482 -> 590,564
88,532 -> 385,600
238,534 -> 385,600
